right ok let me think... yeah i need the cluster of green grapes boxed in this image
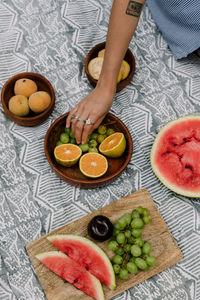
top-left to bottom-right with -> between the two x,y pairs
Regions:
107,206 -> 156,280
56,125 -> 115,153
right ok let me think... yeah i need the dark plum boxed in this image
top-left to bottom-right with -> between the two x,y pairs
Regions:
88,215 -> 113,242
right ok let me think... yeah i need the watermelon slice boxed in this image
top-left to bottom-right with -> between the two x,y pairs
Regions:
151,115 -> 200,197
36,251 -> 104,300
47,235 -> 116,290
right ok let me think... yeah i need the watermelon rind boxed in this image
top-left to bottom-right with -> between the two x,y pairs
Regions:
150,115 -> 200,198
47,234 -> 116,290
36,251 -> 105,300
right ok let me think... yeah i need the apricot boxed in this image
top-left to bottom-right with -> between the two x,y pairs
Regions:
29,91 -> 51,113
14,78 -> 37,97
8,95 -> 29,116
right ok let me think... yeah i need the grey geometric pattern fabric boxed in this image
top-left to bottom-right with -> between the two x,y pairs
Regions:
0,1 -> 200,300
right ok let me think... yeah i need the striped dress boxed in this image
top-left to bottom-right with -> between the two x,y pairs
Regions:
146,0 -> 200,59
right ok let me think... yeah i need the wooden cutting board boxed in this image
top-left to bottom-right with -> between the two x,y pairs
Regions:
26,189 -> 182,300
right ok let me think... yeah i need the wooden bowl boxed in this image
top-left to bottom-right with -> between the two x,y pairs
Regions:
85,42 -> 136,92
1,72 -> 55,126
44,112 -> 133,188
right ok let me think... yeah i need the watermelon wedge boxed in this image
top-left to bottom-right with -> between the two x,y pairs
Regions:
36,251 -> 104,300
151,115 -> 200,197
47,235 -> 116,290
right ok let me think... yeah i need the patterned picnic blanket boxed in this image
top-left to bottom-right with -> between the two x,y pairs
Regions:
0,1 -> 200,300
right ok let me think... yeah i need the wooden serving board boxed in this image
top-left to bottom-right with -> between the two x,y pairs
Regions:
26,189 -> 182,300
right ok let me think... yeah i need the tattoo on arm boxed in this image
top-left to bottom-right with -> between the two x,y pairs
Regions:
126,1 -> 143,17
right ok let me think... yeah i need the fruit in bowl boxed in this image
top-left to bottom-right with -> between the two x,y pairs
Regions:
85,42 -> 135,92
44,112 -> 133,188
1,72 -> 55,126
8,95 -> 30,117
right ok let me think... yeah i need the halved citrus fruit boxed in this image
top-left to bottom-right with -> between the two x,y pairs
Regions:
88,57 -> 104,80
98,49 -> 105,58
99,132 -> 126,158
54,144 -> 82,167
120,60 -> 130,80
79,153 -> 108,178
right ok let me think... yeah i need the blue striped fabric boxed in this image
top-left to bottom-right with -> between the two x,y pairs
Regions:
146,0 -> 200,59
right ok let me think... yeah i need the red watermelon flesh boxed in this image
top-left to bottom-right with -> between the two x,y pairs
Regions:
151,117 -> 200,197
36,251 -> 104,300
47,235 -> 116,290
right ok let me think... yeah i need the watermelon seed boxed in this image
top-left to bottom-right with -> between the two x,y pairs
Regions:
64,251 -> 68,255
85,266 -> 89,270
74,279 -> 78,283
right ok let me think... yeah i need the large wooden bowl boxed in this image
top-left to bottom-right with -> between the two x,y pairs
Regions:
1,72 -> 55,126
44,112 -> 133,188
85,42 -> 136,92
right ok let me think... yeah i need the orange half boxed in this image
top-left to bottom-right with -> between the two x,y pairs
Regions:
79,153 -> 108,178
54,144 -> 82,167
99,132 -> 126,158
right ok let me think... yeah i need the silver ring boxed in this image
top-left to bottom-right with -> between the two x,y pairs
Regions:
86,118 -> 93,125
71,115 -> 79,120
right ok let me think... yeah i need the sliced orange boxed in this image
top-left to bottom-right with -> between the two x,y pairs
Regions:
79,153 -> 108,178
98,49 -> 105,58
54,144 -> 82,167
99,132 -> 126,158
120,60 -> 130,80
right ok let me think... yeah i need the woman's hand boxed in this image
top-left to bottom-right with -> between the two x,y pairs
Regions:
66,85 -> 115,144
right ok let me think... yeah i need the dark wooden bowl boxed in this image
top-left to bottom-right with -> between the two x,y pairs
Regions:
1,72 -> 55,126
85,42 -> 136,92
44,112 -> 133,188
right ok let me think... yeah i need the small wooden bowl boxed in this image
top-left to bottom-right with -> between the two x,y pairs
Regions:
44,112 -> 133,188
1,72 -> 55,126
85,42 -> 136,92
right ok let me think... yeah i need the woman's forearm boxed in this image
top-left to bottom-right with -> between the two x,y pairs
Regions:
97,0 -> 146,92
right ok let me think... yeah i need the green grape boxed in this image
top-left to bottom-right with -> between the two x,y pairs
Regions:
144,265 -> 150,271
113,255 -> 123,265
136,206 -> 144,215
142,208 -> 150,217
146,256 -> 157,266
98,125 -> 107,135
122,213 -> 132,225
88,147 -> 98,153
106,128 -> 115,136
70,138 -> 76,144
64,128 -> 71,135
143,215 -> 152,224
116,247 -> 125,256
56,141 -> 63,146
69,131 -> 75,138
125,230 -> 132,238
131,228 -> 142,238
124,244 -> 131,253
116,218 -> 127,230
60,133 -> 70,144
135,257 -> 148,270
113,264 -> 121,274
90,132 -> 99,140
79,143 -> 89,152
126,262 -> 138,274
97,134 -> 105,144
114,222 -> 122,230
113,228 -> 120,237
116,232 -> 125,244
119,268 -> 129,280
142,242 -> 152,255
107,240 -> 118,252
89,139 -> 98,148
131,210 -> 140,219
131,245 -> 142,257
134,237 -> 144,247
131,218 -> 144,229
